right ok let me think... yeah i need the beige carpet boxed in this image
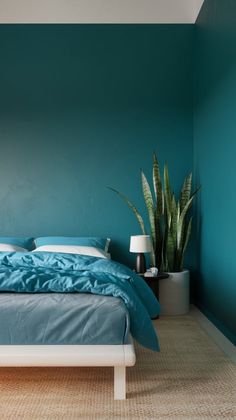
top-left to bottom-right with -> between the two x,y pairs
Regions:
0,314 -> 235,419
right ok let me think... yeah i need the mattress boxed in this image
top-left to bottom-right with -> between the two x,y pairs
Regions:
0,293 -> 130,345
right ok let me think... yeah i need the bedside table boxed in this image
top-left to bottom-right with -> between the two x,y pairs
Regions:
140,273 -> 169,319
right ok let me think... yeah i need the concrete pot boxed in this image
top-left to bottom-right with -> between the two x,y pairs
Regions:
159,270 -> 190,315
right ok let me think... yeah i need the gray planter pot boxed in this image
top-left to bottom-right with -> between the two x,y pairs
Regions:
159,270 -> 190,315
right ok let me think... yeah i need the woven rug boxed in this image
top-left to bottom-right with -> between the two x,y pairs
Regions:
0,314 -> 235,419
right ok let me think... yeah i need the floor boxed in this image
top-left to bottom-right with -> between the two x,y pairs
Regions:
0,312 -> 235,419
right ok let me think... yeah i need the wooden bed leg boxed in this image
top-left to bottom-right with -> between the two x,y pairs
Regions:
114,366 -> 126,400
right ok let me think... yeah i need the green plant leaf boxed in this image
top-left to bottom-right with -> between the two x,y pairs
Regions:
153,153 -> 163,217
180,173 -> 192,212
150,246 -> 156,267
164,164 -> 172,229
155,220 -> 163,269
108,187 -> 146,235
180,217 -> 192,271
170,194 -> 177,233
161,235 -> 165,272
141,171 -> 156,251
166,230 -> 175,272
152,154 -> 164,269
190,185 -> 201,200
177,195 -> 195,250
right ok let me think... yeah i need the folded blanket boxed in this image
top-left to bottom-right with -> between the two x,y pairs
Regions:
0,252 -> 160,351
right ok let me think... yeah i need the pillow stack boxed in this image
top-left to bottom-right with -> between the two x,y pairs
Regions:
0,236 -> 111,259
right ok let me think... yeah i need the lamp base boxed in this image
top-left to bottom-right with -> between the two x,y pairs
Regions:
136,253 -> 146,274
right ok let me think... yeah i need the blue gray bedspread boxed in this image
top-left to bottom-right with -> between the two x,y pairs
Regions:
0,293 -> 130,345
0,252 -> 160,350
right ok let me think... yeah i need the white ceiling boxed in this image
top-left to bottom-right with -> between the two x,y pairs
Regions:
0,0 -> 204,24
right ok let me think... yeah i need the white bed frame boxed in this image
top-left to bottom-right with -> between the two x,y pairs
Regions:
0,338 -> 136,400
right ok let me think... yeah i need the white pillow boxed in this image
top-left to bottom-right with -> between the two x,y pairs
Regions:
33,245 -> 111,259
0,243 -> 28,252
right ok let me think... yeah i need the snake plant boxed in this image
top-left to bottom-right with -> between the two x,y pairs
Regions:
109,153 -> 199,272
162,166 -> 200,272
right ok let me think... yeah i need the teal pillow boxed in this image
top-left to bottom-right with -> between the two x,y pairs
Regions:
35,237 -> 110,252
0,237 -> 34,251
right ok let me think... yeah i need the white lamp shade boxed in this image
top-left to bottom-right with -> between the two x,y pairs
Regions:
129,235 -> 152,253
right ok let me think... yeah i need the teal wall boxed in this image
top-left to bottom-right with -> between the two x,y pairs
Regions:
194,0 -> 236,343
0,17 -> 234,343
0,25 -> 193,265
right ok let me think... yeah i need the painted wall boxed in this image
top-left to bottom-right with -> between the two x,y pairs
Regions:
0,24 -> 193,265
194,0 -> 236,343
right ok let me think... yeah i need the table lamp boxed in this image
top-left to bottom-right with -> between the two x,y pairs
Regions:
129,235 -> 152,274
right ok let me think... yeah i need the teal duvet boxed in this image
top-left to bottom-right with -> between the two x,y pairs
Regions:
0,252 -> 160,351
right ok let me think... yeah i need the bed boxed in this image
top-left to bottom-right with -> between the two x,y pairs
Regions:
0,237 -> 160,399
